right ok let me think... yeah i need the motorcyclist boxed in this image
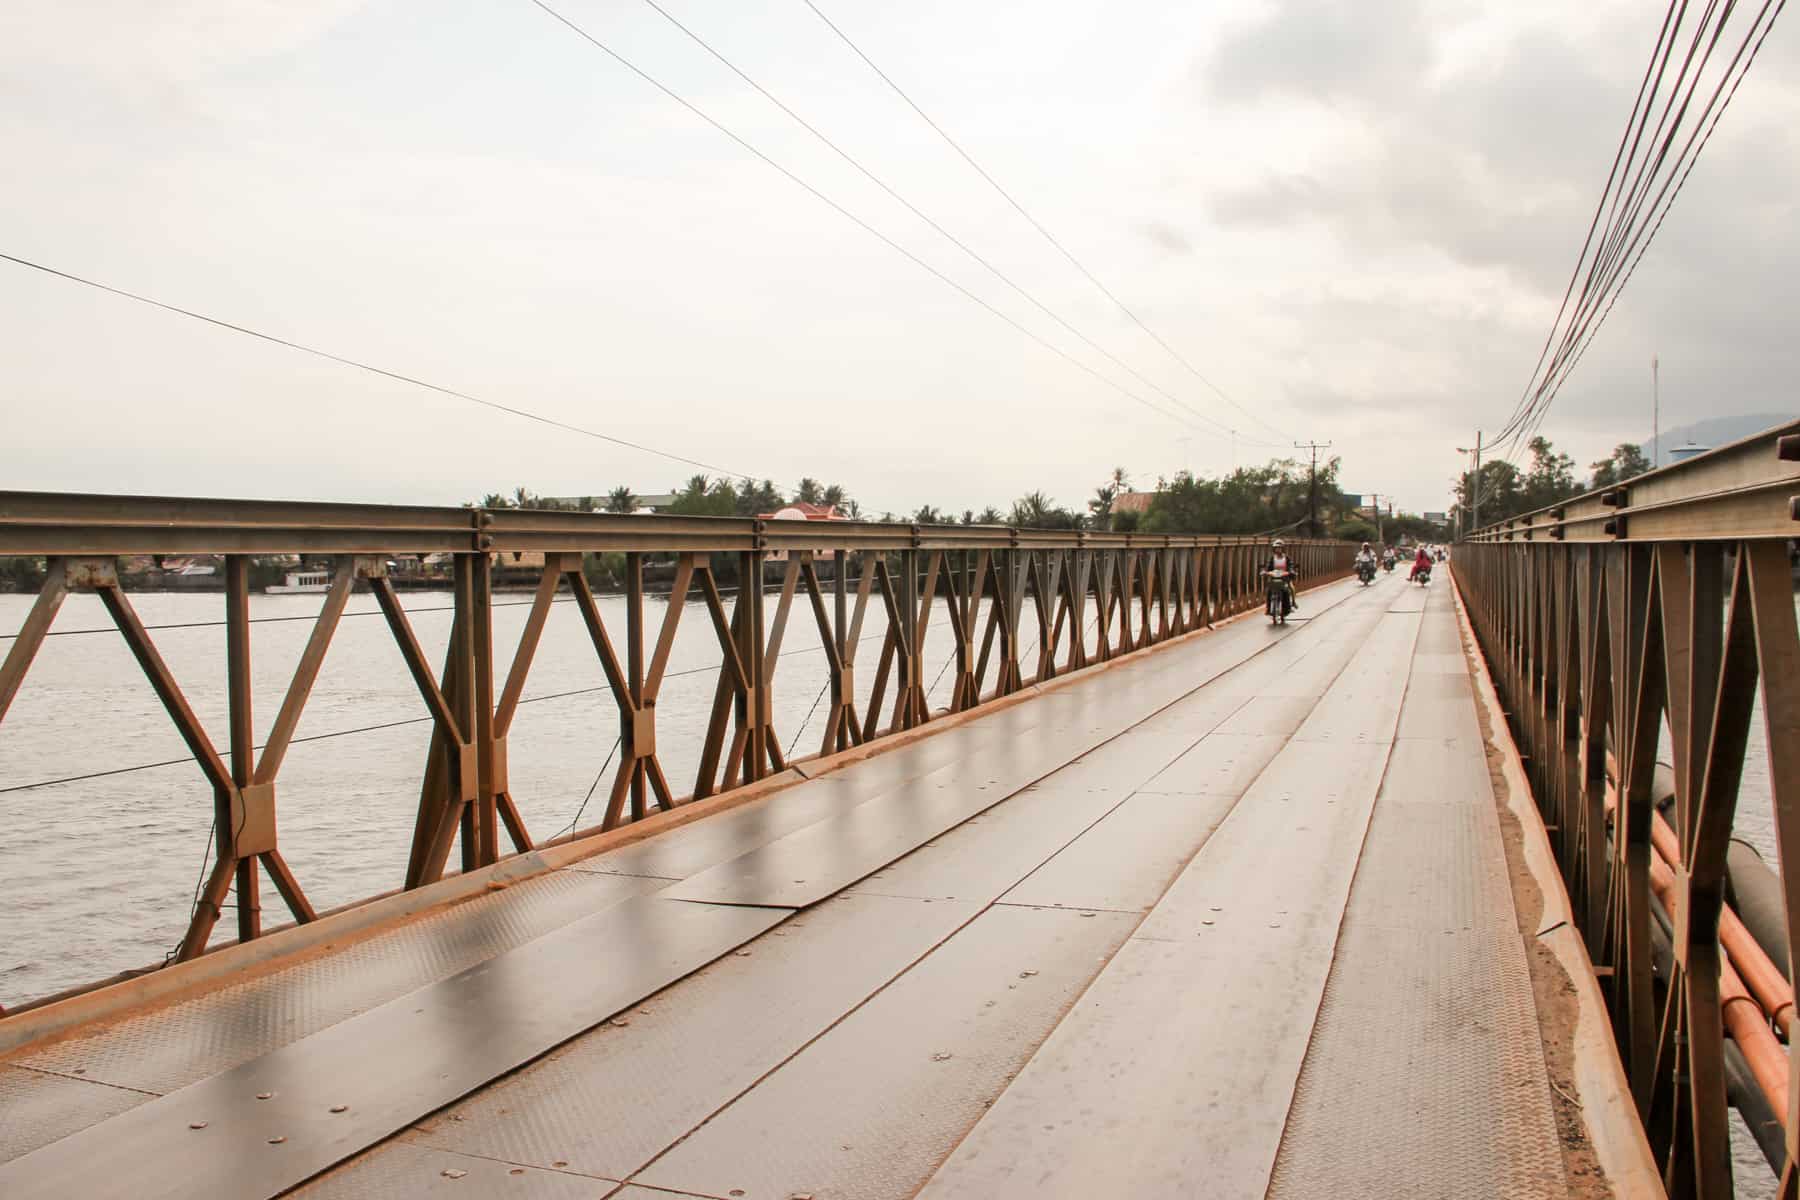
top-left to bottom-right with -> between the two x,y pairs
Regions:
1355,542 -> 1376,568
1410,544 -> 1433,582
1264,538 -> 1299,612
1381,545 -> 1397,571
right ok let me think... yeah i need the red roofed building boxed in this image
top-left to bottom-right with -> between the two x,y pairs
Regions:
758,502 -> 848,561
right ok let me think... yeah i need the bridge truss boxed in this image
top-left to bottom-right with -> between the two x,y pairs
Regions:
1458,419 -> 1800,1197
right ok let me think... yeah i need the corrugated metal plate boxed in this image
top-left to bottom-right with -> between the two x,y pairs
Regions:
635,905 -> 1137,1200
0,897 -> 782,1200
398,893 -> 978,1182
14,870 -> 659,1097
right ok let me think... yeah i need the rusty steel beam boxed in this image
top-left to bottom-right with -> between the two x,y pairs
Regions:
1455,513 -> 1800,1194
1466,417 -> 1800,545
0,490 -> 1357,978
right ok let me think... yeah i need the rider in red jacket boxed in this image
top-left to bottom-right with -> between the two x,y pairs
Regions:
1410,545 -> 1432,581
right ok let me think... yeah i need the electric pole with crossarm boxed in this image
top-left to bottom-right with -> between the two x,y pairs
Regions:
1293,441 -> 1333,537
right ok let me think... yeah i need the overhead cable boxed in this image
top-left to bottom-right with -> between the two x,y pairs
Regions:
1493,0 -> 1784,462
527,0 -> 1215,434
0,252 -> 758,483
643,0 -> 1270,445
800,0 -> 1296,446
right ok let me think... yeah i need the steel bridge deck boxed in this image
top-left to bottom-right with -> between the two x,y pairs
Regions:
0,573 -> 1569,1199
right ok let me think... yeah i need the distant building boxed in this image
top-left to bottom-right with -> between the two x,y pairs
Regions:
1423,512 -> 1448,524
1111,492 -> 1157,516
758,502 -> 847,562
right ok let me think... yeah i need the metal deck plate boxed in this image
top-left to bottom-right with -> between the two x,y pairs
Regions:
0,1064 -> 151,1165
1267,591 -> 1565,1197
844,784 -> 1126,904
999,788 -> 1238,912
0,896 -> 782,1200
290,1142 -> 615,1199
917,605 -> 1421,1199
392,892 -> 980,1182
635,904 -> 1138,1200
11,869 -> 659,1100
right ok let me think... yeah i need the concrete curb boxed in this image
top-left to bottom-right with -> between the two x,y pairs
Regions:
1448,569 -> 1664,1198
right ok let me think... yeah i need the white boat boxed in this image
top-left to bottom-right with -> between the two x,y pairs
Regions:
265,569 -> 333,594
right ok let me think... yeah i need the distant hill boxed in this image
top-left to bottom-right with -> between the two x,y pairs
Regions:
1643,412 -> 1791,463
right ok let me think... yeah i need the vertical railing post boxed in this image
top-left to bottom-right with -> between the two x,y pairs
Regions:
472,552 -> 499,866
224,555 -> 260,944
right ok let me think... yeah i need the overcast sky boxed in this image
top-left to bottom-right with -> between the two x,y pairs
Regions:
3,0 -> 1794,517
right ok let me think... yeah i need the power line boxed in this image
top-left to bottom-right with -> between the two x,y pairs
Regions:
0,251 -> 757,482
799,0 -> 1295,447
1493,0 -> 1785,462
526,0 -> 1218,435
641,0 -> 1259,445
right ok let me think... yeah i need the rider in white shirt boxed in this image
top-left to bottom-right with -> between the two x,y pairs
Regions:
1265,538 -> 1299,611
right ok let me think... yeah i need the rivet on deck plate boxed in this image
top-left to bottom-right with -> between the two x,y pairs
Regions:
188,1121 -> 208,1130
330,1105 -> 348,1114
255,1092 -> 273,1100
441,1168 -> 467,1180
509,1169 -> 525,1176
553,1160 -> 568,1168
268,1136 -> 286,1145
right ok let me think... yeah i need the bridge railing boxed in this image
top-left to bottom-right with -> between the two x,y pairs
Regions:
1456,419 -> 1800,1194
0,491 -> 1351,980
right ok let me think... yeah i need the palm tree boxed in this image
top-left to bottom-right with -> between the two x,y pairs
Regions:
821,483 -> 847,510
605,486 -> 637,514
795,477 -> 823,504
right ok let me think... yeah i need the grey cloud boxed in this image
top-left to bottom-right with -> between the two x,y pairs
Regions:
1139,221 -> 1195,255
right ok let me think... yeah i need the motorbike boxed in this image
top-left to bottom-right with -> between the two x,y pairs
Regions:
1264,568 -> 1296,624
1382,556 -> 1396,573
1412,562 -> 1432,587
1355,559 -> 1376,586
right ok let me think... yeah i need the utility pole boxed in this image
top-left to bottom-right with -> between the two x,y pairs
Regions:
1293,440 -> 1332,537
1365,492 -> 1390,548
1652,355 -> 1660,467
1455,431 -> 1483,535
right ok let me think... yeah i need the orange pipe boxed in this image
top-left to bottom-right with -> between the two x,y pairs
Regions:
1647,852 -> 1790,1123
1648,811 -> 1795,1038
1601,782 -> 1795,1036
